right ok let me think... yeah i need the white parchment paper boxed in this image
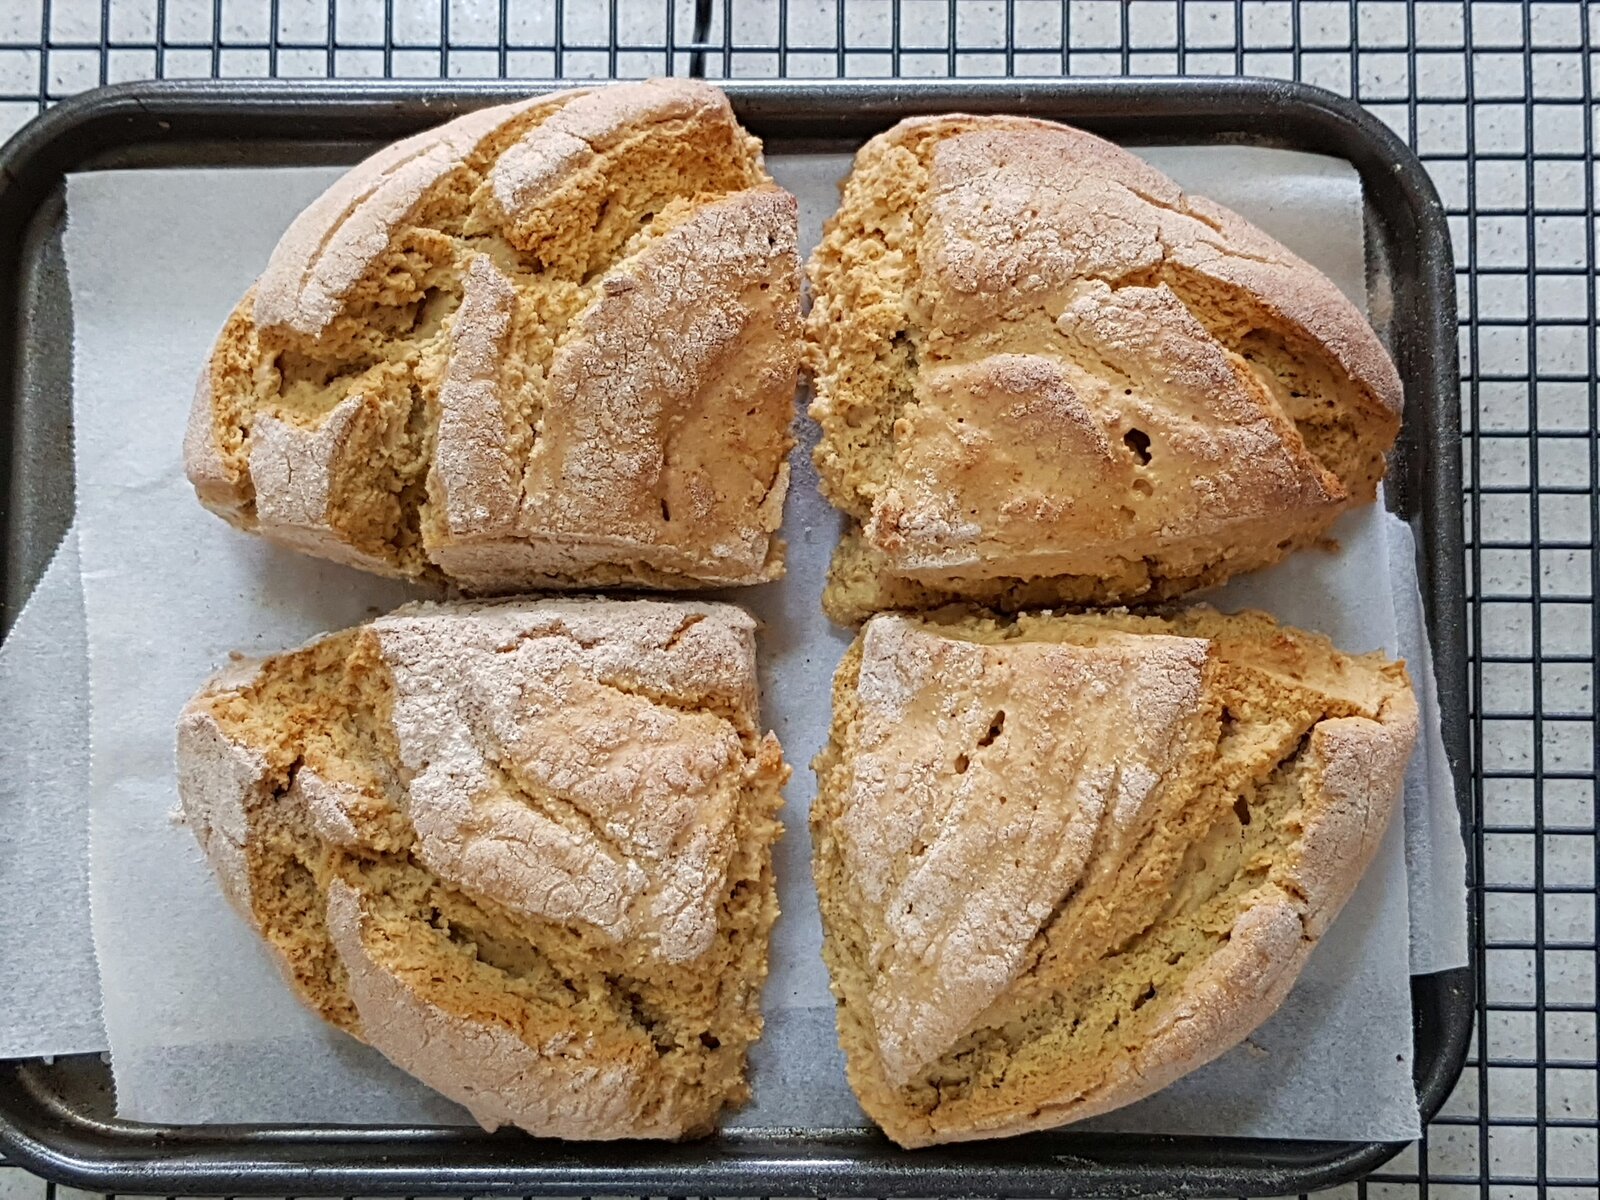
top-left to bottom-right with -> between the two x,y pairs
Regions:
1387,521 -> 1473,977
64,165 -> 470,1123
0,138 -> 1459,1139
0,531 -> 106,1058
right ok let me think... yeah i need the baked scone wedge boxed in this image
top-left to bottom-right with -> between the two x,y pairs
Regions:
176,597 -> 787,1140
806,115 -> 1404,623
186,79 -> 798,591
813,607 -> 1416,1147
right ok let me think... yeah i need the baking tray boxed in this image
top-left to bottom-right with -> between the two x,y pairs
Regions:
0,76 -> 1471,1198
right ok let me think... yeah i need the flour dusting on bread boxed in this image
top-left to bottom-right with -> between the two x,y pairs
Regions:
187,81 -> 798,591
806,115 -> 1403,623
175,597 -> 787,1140
812,606 -> 1416,1147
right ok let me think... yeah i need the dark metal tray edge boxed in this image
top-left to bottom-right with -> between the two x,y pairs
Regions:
0,75 -> 1472,1199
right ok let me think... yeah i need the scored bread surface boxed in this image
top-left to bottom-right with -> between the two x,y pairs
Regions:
811,606 -> 1416,1146
806,114 -> 1405,624
185,80 -> 798,591
175,596 -> 788,1140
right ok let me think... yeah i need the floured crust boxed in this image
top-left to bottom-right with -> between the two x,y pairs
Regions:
182,368 -> 243,520
174,700 -> 268,915
371,599 -> 763,962
431,256 -> 523,540
836,618 -> 1213,1088
254,92 -> 580,337
488,78 -> 726,227
174,596 -> 788,1140
812,606 -> 1416,1146
186,80 -> 797,590
806,115 -> 1404,623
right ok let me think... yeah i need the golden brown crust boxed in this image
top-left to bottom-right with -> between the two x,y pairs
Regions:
812,606 -> 1416,1147
806,115 -> 1403,623
186,81 -> 797,590
174,596 -> 788,1140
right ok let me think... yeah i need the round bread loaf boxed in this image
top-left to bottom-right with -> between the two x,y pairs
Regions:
806,115 -> 1404,624
176,597 -> 787,1140
186,80 -> 799,591
812,606 -> 1416,1146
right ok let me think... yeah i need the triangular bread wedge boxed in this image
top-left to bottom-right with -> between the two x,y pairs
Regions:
186,80 -> 798,590
812,607 -> 1416,1146
176,597 -> 787,1140
806,115 -> 1403,623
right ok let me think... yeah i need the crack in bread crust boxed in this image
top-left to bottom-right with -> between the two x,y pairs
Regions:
806,115 -> 1403,624
175,596 -> 788,1141
811,605 -> 1416,1147
186,80 -> 798,590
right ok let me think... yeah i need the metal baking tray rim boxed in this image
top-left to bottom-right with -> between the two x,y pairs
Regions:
0,74 -> 1472,1199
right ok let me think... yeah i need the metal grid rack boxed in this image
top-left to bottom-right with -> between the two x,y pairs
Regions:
0,1 -> 1595,1198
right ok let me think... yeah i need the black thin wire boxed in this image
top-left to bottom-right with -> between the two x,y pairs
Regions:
1057,0 -> 1066,76
945,0 -> 955,76
439,0 -> 449,80
776,0 -> 787,78
890,0 -> 902,77
97,0 -> 110,85
1511,8 -> 1549,1196
496,0 -> 507,77
833,0 -> 843,78
380,0 -> 393,77
689,0 -> 710,77
1119,0 -> 1130,76
1458,4 -> 1492,1198
209,0 -> 221,76
607,0 -> 617,76
553,0 -> 565,77
1402,6 -> 1431,1197
1003,0 -> 1014,78
1181,2 -> 1194,74
1582,8 -> 1600,1172
1233,0 -> 1245,77
36,0 -> 50,106
1289,0 -> 1302,83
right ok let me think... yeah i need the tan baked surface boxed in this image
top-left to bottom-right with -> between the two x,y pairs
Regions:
812,606 -> 1416,1146
806,115 -> 1404,624
175,596 -> 787,1140
186,80 -> 798,590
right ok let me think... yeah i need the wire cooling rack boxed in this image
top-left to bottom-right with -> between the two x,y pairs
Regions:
0,1 -> 1596,1198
